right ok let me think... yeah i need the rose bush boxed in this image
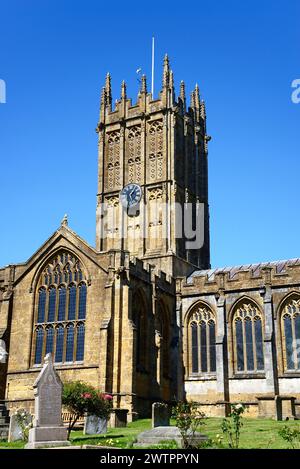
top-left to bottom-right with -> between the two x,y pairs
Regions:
62,381 -> 113,437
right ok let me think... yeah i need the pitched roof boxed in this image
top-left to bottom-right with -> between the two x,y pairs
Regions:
187,258 -> 300,284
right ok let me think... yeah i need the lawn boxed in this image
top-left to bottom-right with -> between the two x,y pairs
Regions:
1,418 -> 300,449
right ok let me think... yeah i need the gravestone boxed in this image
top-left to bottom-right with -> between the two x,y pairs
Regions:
135,426 -> 208,448
84,415 -> 107,435
8,412 -> 32,442
109,408 -> 128,428
152,402 -> 170,428
25,353 -> 70,448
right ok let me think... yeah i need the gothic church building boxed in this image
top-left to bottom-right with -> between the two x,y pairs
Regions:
1,56 -> 300,420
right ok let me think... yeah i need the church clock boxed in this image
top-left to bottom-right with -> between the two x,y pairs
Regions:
120,183 -> 142,210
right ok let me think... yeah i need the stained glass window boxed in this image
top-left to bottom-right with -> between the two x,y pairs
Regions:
58,287 -> 66,321
68,285 -> 76,320
281,298 -> 300,371
34,328 -> 44,365
45,326 -> 54,355
189,305 -> 216,375
33,251 -> 87,365
55,326 -> 64,363
66,325 -> 74,362
37,288 -> 46,323
78,284 -> 87,320
191,322 -> 198,373
76,324 -> 85,361
233,303 -> 264,373
48,287 -> 56,322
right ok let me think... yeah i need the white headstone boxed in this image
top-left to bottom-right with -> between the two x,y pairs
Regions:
8,411 -> 32,442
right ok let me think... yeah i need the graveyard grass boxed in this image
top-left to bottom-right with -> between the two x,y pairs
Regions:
1,418 -> 300,449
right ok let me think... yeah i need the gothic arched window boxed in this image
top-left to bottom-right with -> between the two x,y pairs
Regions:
281,297 -> 300,371
132,291 -> 148,373
188,304 -> 216,375
33,251 -> 87,366
232,302 -> 264,373
155,303 -> 170,379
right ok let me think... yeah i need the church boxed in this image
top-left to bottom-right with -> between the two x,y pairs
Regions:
1,56 -> 300,421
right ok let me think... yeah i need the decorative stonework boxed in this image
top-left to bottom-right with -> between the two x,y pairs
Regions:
105,131 -> 121,190
148,120 -> 163,182
127,126 -> 142,184
25,354 -> 70,449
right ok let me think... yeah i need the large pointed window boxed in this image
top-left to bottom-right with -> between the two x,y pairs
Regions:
281,297 -> 300,371
132,291 -> 148,373
188,303 -> 216,375
33,251 -> 87,366
232,302 -> 264,373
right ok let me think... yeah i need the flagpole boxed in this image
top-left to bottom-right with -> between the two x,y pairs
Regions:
151,37 -> 155,98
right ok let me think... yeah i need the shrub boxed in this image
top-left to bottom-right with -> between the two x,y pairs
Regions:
172,400 -> 206,448
221,403 -> 246,449
15,408 -> 33,441
278,425 -> 300,449
62,381 -> 113,437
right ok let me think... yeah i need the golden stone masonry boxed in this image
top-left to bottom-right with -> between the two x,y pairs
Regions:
1,56 -> 300,420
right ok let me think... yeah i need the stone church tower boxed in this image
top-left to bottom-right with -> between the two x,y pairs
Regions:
1,54 -> 300,424
95,55 -> 210,276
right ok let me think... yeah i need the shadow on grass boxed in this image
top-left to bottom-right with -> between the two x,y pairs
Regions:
70,434 -> 125,443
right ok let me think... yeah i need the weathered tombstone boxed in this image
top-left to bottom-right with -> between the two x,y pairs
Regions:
25,353 -> 70,448
8,411 -> 32,442
152,402 -> 170,428
109,408 -> 128,428
84,415 -> 107,435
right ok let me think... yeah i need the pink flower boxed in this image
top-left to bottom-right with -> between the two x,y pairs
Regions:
103,394 -> 113,401
82,392 -> 92,399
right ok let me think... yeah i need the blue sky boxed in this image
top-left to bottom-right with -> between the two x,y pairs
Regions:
0,0 -> 299,268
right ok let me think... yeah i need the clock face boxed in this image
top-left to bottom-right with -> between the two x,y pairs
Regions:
120,184 -> 142,209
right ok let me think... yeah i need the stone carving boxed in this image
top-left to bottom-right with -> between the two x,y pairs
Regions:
25,353 -> 70,449
61,214 -> 68,227
127,126 -> 142,183
148,120 -> 163,181
106,131 -> 120,189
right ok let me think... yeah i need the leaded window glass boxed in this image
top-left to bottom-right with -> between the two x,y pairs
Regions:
66,325 -> 74,362
188,304 -> 216,375
78,284 -> 87,320
33,251 -> 87,366
45,326 -> 54,355
58,286 -> 66,321
76,323 -> 85,361
34,327 -> 44,365
281,297 -> 300,371
47,287 -> 56,322
233,303 -> 264,373
55,325 -> 64,363
37,288 -> 46,323
68,285 -> 76,320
